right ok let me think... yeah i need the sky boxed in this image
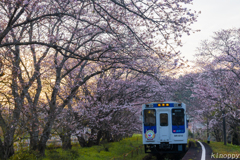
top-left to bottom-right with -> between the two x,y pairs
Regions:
180,0 -> 240,62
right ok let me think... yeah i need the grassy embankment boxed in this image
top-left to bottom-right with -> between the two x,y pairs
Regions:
44,134 -> 148,160
187,138 -> 198,148
205,141 -> 240,154
11,134 -> 149,160
187,138 -> 240,154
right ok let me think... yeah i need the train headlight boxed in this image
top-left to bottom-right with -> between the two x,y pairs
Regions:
157,103 -> 169,107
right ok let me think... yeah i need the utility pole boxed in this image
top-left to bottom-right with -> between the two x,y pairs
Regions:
207,116 -> 210,143
223,110 -> 226,145
193,121 -> 194,139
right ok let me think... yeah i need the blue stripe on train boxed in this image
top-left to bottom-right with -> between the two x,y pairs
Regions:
172,125 -> 185,133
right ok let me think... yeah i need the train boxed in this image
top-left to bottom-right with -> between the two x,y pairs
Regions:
142,101 -> 188,154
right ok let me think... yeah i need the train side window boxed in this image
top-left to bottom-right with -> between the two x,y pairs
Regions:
144,109 -> 156,126
172,109 -> 184,126
160,113 -> 168,126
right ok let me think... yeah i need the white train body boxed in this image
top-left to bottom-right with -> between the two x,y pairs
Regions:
142,101 -> 188,153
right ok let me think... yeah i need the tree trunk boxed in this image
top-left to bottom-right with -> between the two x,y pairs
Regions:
29,99 -> 40,151
96,130 -> 102,145
77,135 -> 96,147
87,137 -> 95,147
102,131 -> 113,142
232,131 -> 239,145
0,138 -> 4,159
223,111 -> 226,145
106,132 -> 113,142
77,136 -> 86,147
216,135 -> 221,142
30,130 -> 39,151
38,120 -> 53,157
212,125 -> 222,142
60,134 -> 72,150
38,136 -> 48,157
3,130 -> 15,159
3,143 -> 14,160
113,134 -> 122,142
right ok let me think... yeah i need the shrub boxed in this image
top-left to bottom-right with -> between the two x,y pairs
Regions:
46,142 -> 61,150
47,149 -> 79,160
188,129 -> 193,138
100,140 -> 112,152
9,149 -> 41,160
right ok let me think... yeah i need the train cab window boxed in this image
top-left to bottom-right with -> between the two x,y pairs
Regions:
160,113 -> 168,126
144,110 -> 156,126
172,109 -> 184,126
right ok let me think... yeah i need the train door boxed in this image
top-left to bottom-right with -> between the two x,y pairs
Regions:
159,112 -> 170,142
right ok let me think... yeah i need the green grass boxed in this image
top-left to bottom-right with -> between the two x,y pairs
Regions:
188,139 -> 240,154
206,141 -> 240,154
187,138 -> 198,147
42,134 -> 148,160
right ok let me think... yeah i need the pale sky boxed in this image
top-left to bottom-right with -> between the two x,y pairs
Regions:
180,0 -> 240,62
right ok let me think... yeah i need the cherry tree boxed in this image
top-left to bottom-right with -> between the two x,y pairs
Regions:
0,0 -> 198,158
53,68 -> 163,149
192,28 -> 240,144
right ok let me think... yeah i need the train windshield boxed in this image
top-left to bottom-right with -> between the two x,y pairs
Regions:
144,109 -> 156,126
172,109 -> 184,126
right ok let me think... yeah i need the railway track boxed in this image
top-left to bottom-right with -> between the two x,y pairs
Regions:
143,152 -> 186,160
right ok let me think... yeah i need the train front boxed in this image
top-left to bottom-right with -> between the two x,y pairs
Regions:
142,101 -> 188,153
